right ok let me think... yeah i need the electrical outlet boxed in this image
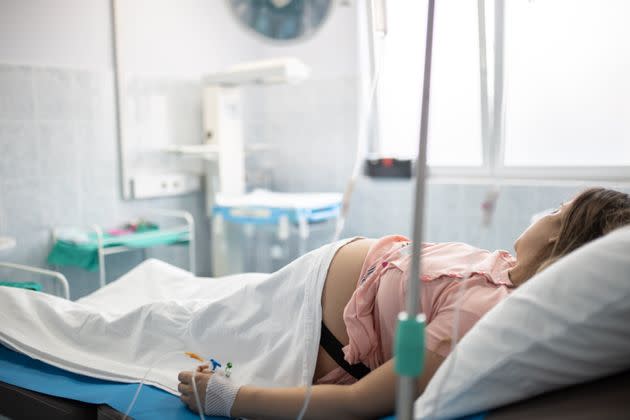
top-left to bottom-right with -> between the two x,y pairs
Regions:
131,174 -> 202,199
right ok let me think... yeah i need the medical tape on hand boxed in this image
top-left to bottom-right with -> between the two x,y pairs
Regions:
204,372 -> 240,417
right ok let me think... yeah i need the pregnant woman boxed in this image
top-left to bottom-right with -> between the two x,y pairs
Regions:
178,187 -> 630,419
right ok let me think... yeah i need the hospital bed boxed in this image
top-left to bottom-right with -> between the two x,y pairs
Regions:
1,340 -> 629,420
0,262 -> 70,299
2,225 -> 629,419
48,209 -> 196,288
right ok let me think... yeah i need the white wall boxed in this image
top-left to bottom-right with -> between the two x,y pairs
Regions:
116,0 -> 359,79
0,0 -> 113,70
0,0 -> 361,77
116,0 -> 258,78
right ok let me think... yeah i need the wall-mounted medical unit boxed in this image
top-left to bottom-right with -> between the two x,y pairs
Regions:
162,58 -> 310,214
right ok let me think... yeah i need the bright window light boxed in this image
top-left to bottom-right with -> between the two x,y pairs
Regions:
375,0 -> 483,166
503,0 -> 630,167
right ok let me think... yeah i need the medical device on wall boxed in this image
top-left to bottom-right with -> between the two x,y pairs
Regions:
204,58 -> 309,206
163,58 -> 310,214
204,58 -> 310,85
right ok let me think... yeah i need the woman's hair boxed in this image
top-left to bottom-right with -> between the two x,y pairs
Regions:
538,187 -> 630,272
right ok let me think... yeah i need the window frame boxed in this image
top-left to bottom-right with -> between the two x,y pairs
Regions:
366,0 -> 630,184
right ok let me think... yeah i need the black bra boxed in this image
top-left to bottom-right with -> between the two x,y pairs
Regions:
319,322 -> 371,380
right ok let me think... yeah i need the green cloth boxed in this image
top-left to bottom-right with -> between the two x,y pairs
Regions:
133,222 -> 159,233
47,240 -> 100,271
47,230 -> 190,271
0,282 -> 42,292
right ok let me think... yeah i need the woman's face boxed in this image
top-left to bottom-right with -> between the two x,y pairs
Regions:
513,201 -> 571,265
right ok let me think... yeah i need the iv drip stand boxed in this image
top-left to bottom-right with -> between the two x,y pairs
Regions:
394,0 -> 436,419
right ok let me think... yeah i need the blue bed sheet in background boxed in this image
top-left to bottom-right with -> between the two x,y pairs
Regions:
0,344 -> 484,420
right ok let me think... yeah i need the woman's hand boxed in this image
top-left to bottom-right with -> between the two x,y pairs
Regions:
178,367 -> 211,413
196,363 -> 210,373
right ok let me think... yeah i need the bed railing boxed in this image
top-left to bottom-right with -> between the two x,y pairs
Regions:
0,262 -> 70,300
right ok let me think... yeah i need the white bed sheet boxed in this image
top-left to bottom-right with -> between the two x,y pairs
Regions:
0,238 -> 356,395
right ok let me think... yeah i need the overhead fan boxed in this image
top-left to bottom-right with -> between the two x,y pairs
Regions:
228,0 -> 333,42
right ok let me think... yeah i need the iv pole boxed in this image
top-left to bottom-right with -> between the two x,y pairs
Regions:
394,0 -> 436,419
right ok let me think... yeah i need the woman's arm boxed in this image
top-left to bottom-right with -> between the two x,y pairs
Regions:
231,348 -> 445,420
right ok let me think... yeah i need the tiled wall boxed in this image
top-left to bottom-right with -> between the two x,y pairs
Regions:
342,181 -> 617,252
0,64 -> 210,299
120,77 -> 204,197
242,78 -> 358,193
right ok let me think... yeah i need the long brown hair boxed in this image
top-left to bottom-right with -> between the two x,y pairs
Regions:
538,187 -> 630,272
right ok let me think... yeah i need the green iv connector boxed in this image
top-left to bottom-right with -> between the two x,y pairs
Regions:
394,313 -> 426,377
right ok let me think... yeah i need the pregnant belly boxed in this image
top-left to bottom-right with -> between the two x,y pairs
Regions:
313,238 -> 375,382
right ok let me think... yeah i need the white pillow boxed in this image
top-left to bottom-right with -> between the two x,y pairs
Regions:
415,226 -> 630,419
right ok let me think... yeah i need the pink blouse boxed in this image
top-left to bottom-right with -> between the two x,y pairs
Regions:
316,235 -> 516,385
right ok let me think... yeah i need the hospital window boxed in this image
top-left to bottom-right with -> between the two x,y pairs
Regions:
371,0 -> 483,167
369,0 -> 630,181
